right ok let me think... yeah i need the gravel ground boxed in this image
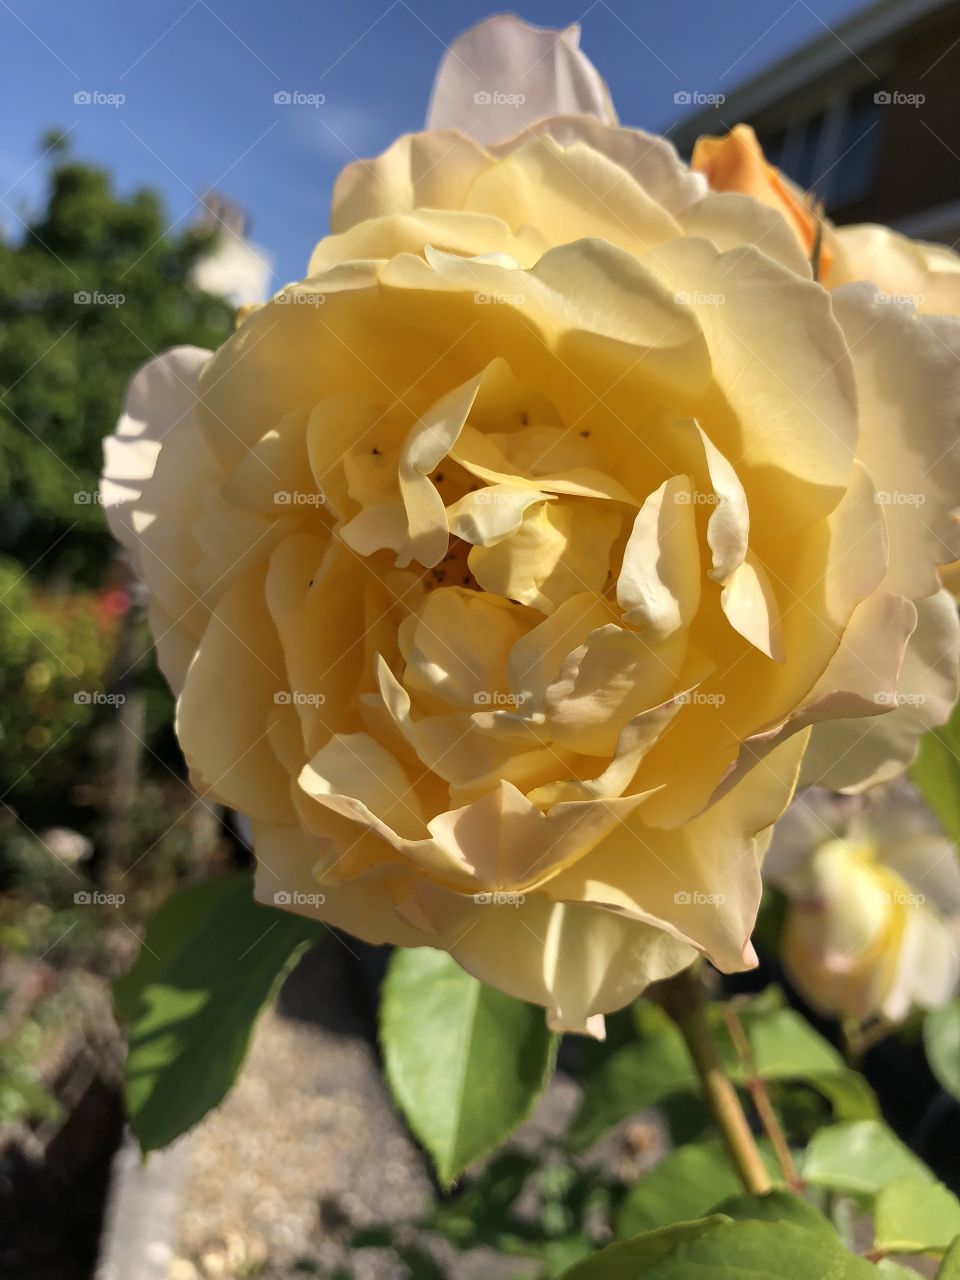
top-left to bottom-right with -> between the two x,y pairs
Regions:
168,938 -> 587,1280
171,937 -> 430,1278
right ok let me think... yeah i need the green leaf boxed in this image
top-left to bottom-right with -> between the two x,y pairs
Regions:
710,1190 -> 835,1237
803,1121 -> 934,1196
570,991 -> 871,1150
569,1024 -> 695,1151
742,1006 -> 845,1078
800,1069 -> 879,1121
380,948 -> 556,1186
559,1217 -> 729,1278
561,1217 -> 877,1279
911,702 -> 960,843
938,1235 -> 960,1278
877,1262 -> 928,1280
617,1139 -> 781,1237
875,1176 -> 960,1254
117,874 -> 320,1152
925,1000 -> 960,1102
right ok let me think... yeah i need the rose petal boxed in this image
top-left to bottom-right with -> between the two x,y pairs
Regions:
426,15 -> 616,145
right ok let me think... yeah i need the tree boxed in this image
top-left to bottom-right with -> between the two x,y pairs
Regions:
0,136 -> 235,585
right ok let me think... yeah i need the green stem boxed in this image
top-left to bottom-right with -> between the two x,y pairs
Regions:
659,965 -> 772,1197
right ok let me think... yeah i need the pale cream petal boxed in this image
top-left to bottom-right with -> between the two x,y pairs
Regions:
463,137 -> 681,255
617,475 -> 700,639
146,597 -> 201,698
176,568 -> 293,824
339,502 -> 408,557
469,499 -> 620,613
492,116 -> 705,215
879,833 -> 960,917
309,208 -> 545,276
197,264 -> 383,470
678,420 -> 749,583
220,408 -> 313,514
301,732 -> 426,840
827,224 -> 960,317
506,591 -> 613,711
251,821 -> 430,947
264,533 -> 367,757
544,623 -> 687,756
424,780 -> 650,890
678,191 -> 813,278
803,589 -> 960,791
832,283 -> 960,597
451,423 -> 638,503
331,132 -> 492,234
101,346 -> 211,560
528,693 -> 685,805
446,485 -> 553,545
130,415 -> 219,661
395,374 -> 484,568
881,906 -> 960,1021
425,15 -> 616,145
439,894 -> 696,1035
641,237 -> 858,535
307,391 -> 401,520
379,235 -> 712,415
401,587 -> 528,711
720,550 -> 784,663
801,592 -> 917,723
547,730 -> 811,972
717,593 -> 917,801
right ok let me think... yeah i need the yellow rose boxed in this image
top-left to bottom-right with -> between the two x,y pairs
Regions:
101,16 -> 960,1034
768,789 -> 960,1023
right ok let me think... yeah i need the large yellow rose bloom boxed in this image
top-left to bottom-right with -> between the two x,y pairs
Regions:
101,16 -> 960,1033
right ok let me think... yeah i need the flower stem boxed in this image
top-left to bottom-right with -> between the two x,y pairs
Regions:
723,1003 -> 802,1192
659,965 -> 772,1196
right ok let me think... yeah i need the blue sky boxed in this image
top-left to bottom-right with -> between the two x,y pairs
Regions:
1,0 -> 869,284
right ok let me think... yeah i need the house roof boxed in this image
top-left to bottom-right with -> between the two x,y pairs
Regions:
668,0 -> 955,149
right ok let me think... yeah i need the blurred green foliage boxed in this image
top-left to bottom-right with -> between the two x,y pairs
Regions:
0,554 -> 117,807
0,134 -> 234,584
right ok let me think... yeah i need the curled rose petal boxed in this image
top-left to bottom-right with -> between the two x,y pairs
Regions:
425,14 -> 616,145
